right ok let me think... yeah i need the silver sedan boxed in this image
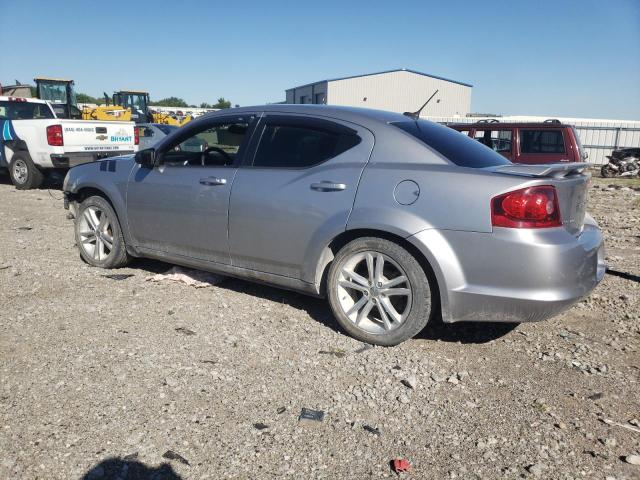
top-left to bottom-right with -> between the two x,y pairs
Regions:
63,105 -> 605,345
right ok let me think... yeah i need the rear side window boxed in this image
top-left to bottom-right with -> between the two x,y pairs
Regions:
0,101 -> 54,120
253,119 -> 361,168
473,129 -> 512,153
392,120 -> 511,168
520,129 -> 565,154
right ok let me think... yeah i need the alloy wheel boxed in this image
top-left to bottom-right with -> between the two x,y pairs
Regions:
78,206 -> 115,262
336,251 -> 412,334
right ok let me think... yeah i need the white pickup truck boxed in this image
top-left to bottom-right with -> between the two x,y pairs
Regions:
0,96 -> 138,189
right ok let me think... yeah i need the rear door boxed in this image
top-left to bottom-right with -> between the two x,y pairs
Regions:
515,128 -> 569,164
228,114 -> 374,281
126,114 -> 256,264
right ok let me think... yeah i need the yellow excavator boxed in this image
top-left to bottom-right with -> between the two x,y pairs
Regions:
34,78 -> 192,126
112,90 -> 192,126
34,77 -> 131,121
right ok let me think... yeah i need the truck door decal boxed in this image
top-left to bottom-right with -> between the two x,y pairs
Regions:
0,119 -> 19,168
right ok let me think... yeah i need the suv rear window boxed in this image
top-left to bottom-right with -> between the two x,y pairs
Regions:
0,101 -> 55,120
392,120 -> 511,168
520,129 -> 565,154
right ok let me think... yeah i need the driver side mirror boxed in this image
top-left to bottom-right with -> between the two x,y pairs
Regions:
135,148 -> 156,168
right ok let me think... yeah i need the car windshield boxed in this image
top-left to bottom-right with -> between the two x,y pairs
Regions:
392,120 -> 512,168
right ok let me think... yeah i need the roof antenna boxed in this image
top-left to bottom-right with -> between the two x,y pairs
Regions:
403,89 -> 439,119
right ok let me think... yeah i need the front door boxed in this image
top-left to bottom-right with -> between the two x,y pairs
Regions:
126,115 -> 255,264
229,114 -> 374,282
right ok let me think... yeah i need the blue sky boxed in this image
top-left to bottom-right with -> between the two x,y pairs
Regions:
1,0 -> 638,119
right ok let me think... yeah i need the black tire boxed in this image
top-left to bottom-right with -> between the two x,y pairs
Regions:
9,153 -> 44,190
600,165 -> 615,178
327,237 -> 433,346
75,195 -> 131,269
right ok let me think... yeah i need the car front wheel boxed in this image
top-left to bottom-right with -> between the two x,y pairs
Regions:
327,237 -> 433,346
75,195 -> 131,269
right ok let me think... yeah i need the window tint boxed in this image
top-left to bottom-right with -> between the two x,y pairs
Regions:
156,124 -> 178,135
0,101 -> 54,120
473,129 -> 512,153
392,120 -> 511,168
520,129 -> 565,154
162,121 -> 249,167
253,122 -> 361,168
138,126 -> 154,138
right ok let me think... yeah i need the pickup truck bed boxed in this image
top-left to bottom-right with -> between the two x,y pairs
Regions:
1,96 -> 137,189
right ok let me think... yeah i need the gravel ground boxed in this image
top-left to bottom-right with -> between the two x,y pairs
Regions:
0,175 -> 638,480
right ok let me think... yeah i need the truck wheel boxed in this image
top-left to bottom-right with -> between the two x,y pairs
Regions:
9,153 -> 44,190
327,237 -> 433,346
75,195 -> 131,269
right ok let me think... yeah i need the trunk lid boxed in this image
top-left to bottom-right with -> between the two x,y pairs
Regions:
490,162 -> 590,235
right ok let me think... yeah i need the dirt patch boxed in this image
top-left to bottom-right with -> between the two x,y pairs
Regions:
0,178 -> 638,479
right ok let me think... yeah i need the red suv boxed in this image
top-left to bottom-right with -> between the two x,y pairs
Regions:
448,120 -> 587,164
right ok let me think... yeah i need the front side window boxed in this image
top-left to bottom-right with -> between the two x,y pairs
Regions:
520,129 -> 565,154
473,129 -> 512,153
252,121 -> 361,168
162,121 -> 249,167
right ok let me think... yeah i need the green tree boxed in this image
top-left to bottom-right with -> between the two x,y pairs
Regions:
199,102 -> 212,109
149,97 -> 188,108
212,97 -> 231,109
76,92 -> 99,104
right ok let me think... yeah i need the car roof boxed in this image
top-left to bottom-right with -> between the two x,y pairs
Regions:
448,121 -> 573,128
198,104 -> 411,128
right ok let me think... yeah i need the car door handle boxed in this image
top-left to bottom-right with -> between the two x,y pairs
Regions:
199,177 -> 227,186
310,181 -> 347,192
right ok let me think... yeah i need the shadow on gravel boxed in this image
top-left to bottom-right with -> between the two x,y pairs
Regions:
81,457 -> 181,480
129,258 -> 519,344
130,257 -> 340,330
0,172 -> 64,189
417,317 -> 518,344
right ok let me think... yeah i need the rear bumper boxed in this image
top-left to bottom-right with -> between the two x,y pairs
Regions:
408,216 -> 605,323
50,150 -> 134,168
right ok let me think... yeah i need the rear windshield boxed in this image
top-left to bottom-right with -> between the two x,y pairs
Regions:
392,120 -> 511,168
0,101 -> 55,120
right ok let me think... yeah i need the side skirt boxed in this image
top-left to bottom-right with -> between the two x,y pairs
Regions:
132,246 -> 322,297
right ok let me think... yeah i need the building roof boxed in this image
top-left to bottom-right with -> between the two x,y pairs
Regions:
286,68 -> 473,90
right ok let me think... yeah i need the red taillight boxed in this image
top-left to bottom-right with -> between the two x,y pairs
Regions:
46,125 -> 64,146
491,185 -> 561,228
134,126 -> 139,145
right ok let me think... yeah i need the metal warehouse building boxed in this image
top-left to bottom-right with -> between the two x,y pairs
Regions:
285,68 -> 472,117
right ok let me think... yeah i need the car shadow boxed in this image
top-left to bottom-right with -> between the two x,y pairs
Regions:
129,258 -> 518,345
0,172 -> 64,189
416,316 -> 518,344
81,457 -> 181,480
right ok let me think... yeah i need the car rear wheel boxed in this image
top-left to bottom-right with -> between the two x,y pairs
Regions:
75,195 -> 131,269
328,237 -> 432,346
9,153 -> 44,190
